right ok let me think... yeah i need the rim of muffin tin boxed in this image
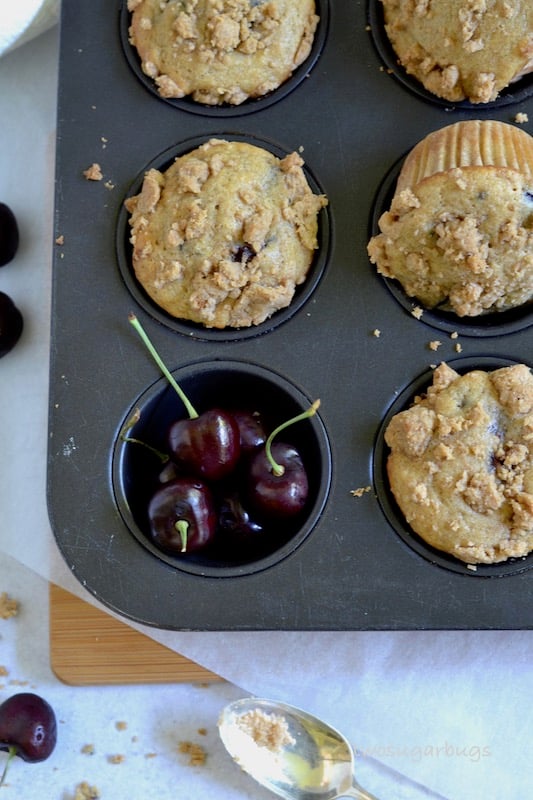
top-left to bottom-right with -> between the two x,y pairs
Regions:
111,358 -> 332,578
373,355 -> 533,578
367,0 -> 533,110
115,132 -> 331,343
119,0 -> 330,117
369,153 -> 533,338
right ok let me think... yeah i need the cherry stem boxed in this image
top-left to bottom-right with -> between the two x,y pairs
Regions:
175,519 -> 189,552
128,313 -> 199,419
0,746 -> 16,787
119,408 -> 169,463
265,399 -> 320,477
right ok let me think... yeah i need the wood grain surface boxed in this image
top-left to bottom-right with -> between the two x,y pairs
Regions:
49,584 -> 222,685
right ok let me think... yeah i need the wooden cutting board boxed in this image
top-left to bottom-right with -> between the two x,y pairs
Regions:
49,584 -> 222,685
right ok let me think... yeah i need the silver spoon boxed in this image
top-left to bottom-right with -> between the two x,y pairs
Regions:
218,697 -> 380,800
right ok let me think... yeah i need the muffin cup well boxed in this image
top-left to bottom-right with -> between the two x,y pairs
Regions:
373,356 -> 533,578
116,133 -> 331,342
369,154 -> 533,337
120,0 -> 329,117
367,0 -> 533,110
111,359 -> 332,577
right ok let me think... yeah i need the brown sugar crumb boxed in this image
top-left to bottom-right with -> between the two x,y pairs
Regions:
351,486 -> 372,498
236,709 -> 295,753
178,740 -> 207,766
83,163 -> 103,181
429,340 -> 442,351
0,592 -> 19,619
73,782 -> 100,800
514,112 -> 529,124
197,727 -> 207,736
115,720 -> 128,731
55,234 -> 64,245
0,666 -> 8,677
107,754 -> 125,764
81,743 -> 95,755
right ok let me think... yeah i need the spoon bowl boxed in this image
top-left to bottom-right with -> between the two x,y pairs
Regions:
218,697 -> 379,800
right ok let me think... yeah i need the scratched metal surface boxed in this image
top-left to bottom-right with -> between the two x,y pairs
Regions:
47,0 -> 533,630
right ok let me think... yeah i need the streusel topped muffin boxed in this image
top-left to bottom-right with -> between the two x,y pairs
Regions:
127,0 -> 319,105
367,120 -> 533,317
380,0 -> 533,104
125,138 -> 327,328
385,362 -> 533,564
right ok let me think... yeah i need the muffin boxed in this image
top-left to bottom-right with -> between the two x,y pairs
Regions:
385,362 -> 533,564
127,0 -> 319,105
124,138 -> 328,328
367,120 -> 533,317
379,0 -> 533,104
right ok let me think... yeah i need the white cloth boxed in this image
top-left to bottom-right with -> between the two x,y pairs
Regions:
0,0 -> 59,56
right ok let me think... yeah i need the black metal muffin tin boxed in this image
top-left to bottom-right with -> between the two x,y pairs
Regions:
48,0 -> 532,630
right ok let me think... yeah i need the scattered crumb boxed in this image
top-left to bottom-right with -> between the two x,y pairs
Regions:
81,744 -> 95,755
467,564 -> 478,571
8,679 -> 29,686
455,343 -> 463,353
514,112 -> 528,124
55,234 -> 64,245
428,340 -> 442,351
236,709 -> 295,753
83,163 -> 103,181
144,752 -> 158,759
73,782 -> 100,800
104,180 -> 115,190
107,754 -> 125,764
197,728 -> 207,736
411,306 -> 424,319
0,592 -> 19,619
0,666 -> 8,677
178,741 -> 207,766
450,331 -> 458,339
351,486 -> 372,498
101,136 -> 108,147
115,721 -> 128,731
372,328 -> 381,337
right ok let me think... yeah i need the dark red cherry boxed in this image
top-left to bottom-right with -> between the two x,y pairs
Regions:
0,693 -> 57,786
168,408 -> 241,481
230,409 -> 267,454
0,291 -> 23,358
0,203 -> 19,267
148,477 -> 217,554
247,442 -> 309,519
217,490 -> 264,544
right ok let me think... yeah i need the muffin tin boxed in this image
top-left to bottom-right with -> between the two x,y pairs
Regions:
48,0 -> 532,630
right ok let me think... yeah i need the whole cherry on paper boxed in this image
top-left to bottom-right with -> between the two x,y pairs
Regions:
0,693 -> 57,786
0,202 -> 19,267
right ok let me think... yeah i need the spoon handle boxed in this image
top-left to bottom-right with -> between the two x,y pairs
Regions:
348,779 -> 381,800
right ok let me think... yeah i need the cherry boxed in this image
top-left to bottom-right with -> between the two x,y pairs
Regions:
0,291 -> 23,358
217,489 -> 264,544
0,693 -> 57,785
168,408 -> 240,481
229,409 -> 267,454
246,401 -> 320,519
0,203 -> 19,267
148,477 -> 217,553
129,313 -> 241,481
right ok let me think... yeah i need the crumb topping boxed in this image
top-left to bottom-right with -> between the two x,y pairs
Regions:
385,363 -> 533,563
235,708 -> 296,752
